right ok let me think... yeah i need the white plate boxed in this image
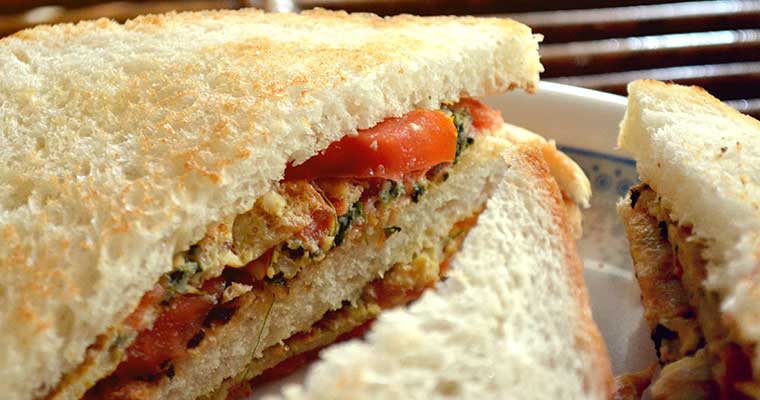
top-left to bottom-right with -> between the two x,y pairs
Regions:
251,82 -> 655,397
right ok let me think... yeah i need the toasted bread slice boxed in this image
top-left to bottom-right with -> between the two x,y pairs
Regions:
0,9 -> 542,400
274,144 -> 612,400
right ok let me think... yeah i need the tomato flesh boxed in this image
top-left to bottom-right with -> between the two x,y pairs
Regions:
285,110 -> 457,181
297,208 -> 335,248
284,99 -> 502,181
123,284 -> 166,331
115,293 -> 216,379
457,98 -> 504,131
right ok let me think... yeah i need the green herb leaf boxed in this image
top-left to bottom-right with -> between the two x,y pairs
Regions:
383,226 -> 402,238
251,293 -> 276,364
379,180 -> 404,203
449,228 -> 464,239
265,273 -> 286,286
334,201 -> 363,246
110,334 -> 130,351
451,107 -> 474,164
411,183 -> 427,203
166,261 -> 201,298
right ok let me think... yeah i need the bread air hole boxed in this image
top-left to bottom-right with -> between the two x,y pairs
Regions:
79,162 -> 92,177
435,379 -> 461,396
1,180 -> 33,211
123,164 -> 147,181
12,49 -> 30,64
35,136 -> 46,152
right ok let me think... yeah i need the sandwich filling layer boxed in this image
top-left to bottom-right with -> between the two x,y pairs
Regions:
620,184 -> 757,399
48,99 -> 506,400
206,211 -> 481,400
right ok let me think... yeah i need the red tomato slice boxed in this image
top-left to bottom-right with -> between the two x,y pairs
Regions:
457,98 -> 504,131
285,110 -> 457,181
115,294 -> 214,379
124,284 -> 166,331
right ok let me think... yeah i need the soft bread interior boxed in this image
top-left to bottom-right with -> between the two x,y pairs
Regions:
0,10 -> 541,400
273,146 -> 613,400
82,130 -> 511,400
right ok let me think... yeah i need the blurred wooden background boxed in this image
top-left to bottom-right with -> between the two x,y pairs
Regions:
1,0 -> 758,118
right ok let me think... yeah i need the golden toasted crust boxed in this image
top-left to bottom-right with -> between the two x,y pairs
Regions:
622,80 -> 760,141
501,122 -> 591,208
0,9 -> 541,400
519,146 -> 614,398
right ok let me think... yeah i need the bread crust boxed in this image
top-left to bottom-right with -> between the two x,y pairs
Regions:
0,9 -> 541,400
517,145 -> 614,399
502,123 -> 591,208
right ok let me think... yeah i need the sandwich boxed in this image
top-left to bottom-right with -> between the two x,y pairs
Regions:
265,131 -> 612,400
0,8 -> 608,400
617,80 -> 760,399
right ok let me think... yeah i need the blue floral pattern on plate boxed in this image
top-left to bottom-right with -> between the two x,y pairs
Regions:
559,146 -> 638,271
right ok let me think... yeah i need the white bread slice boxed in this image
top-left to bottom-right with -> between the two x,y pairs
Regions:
618,81 -> 760,372
0,9 -> 541,400
274,144 -> 613,400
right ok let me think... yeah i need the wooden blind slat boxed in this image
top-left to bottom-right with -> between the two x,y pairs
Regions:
0,1 -> 247,36
509,0 -> 760,26
548,62 -> 760,100
296,0 -> 671,16
506,0 -> 760,43
541,30 -> 760,77
724,98 -> 760,118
